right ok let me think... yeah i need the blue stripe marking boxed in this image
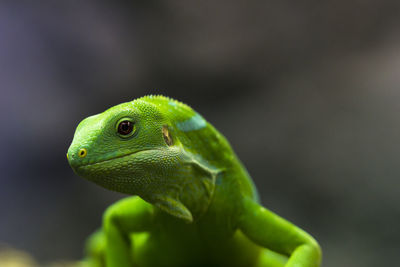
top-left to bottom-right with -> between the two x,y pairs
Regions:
168,101 -> 177,107
177,113 -> 207,132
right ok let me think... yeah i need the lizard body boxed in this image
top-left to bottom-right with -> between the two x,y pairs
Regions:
67,95 -> 321,267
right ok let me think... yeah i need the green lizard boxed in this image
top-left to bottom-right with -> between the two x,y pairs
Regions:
67,95 -> 321,267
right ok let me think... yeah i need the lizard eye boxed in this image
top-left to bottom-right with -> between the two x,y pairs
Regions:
78,148 -> 87,158
117,119 -> 135,137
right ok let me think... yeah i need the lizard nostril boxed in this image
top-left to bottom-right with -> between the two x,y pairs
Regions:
78,148 -> 87,158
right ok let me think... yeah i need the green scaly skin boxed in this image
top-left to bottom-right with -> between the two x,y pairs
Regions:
67,95 -> 321,267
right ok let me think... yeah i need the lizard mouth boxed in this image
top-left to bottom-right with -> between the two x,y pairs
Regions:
76,148 -> 156,168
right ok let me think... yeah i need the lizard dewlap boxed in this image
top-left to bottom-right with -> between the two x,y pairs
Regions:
67,95 -> 321,267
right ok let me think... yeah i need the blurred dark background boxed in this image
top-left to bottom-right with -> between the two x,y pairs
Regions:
1,1 -> 400,266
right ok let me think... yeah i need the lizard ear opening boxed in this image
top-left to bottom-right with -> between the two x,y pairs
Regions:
162,125 -> 173,146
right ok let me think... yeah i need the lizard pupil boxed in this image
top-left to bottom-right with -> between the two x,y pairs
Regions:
118,121 -> 133,135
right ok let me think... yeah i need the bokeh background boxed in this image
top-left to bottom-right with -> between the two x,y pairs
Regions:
1,1 -> 400,266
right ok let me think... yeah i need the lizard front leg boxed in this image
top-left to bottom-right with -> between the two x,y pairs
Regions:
238,197 -> 321,267
102,196 -> 153,267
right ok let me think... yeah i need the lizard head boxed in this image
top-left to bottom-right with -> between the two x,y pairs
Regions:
67,96 -> 219,222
